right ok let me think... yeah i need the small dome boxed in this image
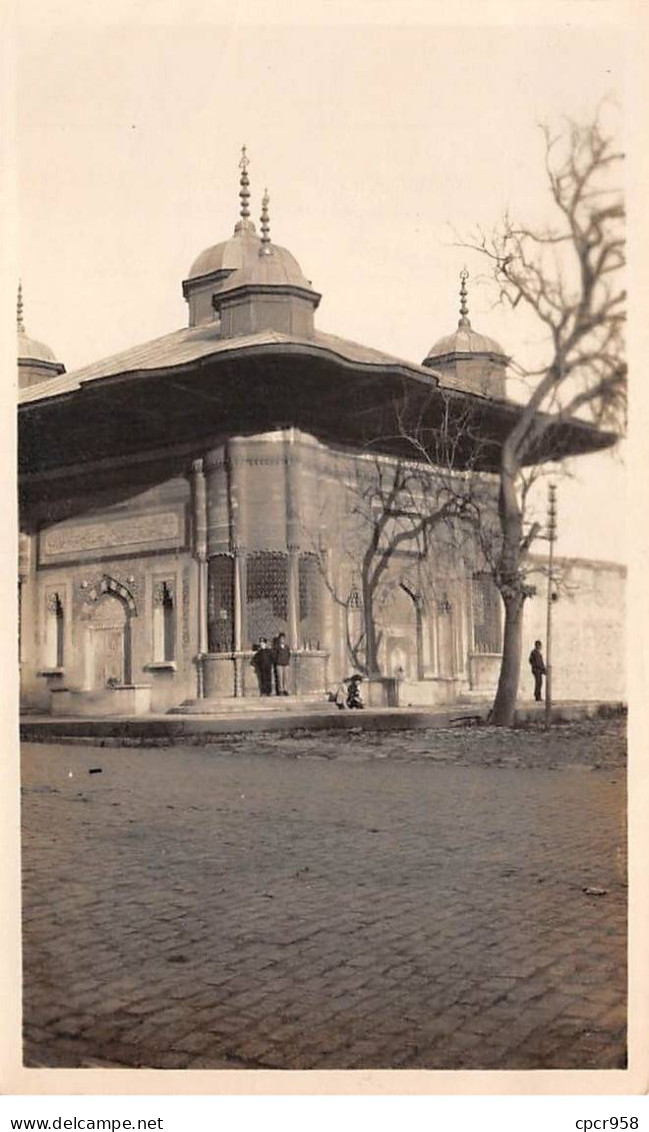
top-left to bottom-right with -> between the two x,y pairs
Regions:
424,270 -> 508,366
18,328 -> 60,365
424,323 -> 507,363
16,284 -> 65,389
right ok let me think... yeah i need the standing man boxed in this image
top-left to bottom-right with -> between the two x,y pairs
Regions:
529,640 -> 546,702
273,632 -> 291,696
252,637 -> 274,696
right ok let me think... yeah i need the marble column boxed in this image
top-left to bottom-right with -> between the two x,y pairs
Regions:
228,442 -> 248,697
287,548 -> 299,651
233,551 -> 247,696
320,548 -> 335,657
192,458 -> 208,698
285,433 -> 301,653
18,533 -> 30,667
18,532 -> 35,702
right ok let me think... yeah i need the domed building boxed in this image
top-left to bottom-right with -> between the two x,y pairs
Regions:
17,150 -> 620,717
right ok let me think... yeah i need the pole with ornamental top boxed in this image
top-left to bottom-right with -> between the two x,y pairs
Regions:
545,482 -> 557,730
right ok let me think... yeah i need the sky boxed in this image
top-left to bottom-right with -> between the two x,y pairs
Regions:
11,0 -> 633,563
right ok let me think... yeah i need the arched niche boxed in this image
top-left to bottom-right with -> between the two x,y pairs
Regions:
81,576 -> 136,689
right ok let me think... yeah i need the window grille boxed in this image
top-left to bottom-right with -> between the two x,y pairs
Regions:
208,555 -> 234,653
472,573 -> 502,654
45,591 -> 64,668
153,580 -> 175,662
246,552 -> 288,647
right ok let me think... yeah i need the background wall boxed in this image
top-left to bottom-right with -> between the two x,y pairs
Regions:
521,558 -> 626,702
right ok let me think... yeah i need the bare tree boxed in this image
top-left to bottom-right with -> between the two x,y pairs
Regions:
308,446 -> 483,677
463,113 -> 626,724
306,114 -> 624,710
352,457 -> 480,675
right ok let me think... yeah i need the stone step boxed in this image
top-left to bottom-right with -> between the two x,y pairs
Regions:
169,695 -> 336,716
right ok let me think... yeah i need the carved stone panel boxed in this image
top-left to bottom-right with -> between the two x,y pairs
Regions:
39,508 -> 185,565
182,567 -> 190,650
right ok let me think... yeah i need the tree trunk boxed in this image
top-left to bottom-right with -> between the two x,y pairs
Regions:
362,577 -> 381,676
491,441 -> 526,726
490,593 -> 525,726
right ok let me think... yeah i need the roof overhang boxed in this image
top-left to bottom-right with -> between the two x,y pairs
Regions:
18,335 -> 617,484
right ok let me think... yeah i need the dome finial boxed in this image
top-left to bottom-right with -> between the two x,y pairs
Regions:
234,145 -> 256,234
458,267 -> 471,328
239,145 -> 250,218
260,188 -> 272,254
17,280 -> 24,332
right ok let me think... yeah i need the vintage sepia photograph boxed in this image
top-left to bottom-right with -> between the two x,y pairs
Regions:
6,0 -> 643,1093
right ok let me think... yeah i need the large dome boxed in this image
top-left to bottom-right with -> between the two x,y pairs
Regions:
186,166 -> 314,295
187,224 -> 262,281
186,147 -> 263,283
219,241 -> 315,295
184,155 -> 320,333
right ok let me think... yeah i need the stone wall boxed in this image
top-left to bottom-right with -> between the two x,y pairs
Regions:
520,557 -> 626,703
20,472 -> 199,713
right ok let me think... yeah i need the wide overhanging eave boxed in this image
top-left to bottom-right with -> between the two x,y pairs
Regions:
18,344 -> 617,475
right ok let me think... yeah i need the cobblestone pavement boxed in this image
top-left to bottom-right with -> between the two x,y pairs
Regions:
21,719 -> 627,1071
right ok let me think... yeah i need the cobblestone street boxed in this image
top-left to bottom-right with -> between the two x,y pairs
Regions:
21,719 -> 627,1071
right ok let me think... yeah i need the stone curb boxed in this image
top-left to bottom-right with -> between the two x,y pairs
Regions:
19,701 -> 625,746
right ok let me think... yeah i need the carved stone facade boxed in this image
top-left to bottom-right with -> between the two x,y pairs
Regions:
18,424 -> 625,714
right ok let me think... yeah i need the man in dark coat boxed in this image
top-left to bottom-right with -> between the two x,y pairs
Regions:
273,632 -> 291,696
252,637 -> 274,696
529,640 -> 546,702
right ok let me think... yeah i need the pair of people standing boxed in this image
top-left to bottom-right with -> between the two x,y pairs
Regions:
251,633 -> 291,696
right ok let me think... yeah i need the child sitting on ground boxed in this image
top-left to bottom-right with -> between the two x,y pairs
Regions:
346,674 -> 364,709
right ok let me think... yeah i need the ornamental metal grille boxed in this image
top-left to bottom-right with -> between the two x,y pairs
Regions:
44,591 -> 65,668
208,555 -> 234,653
298,553 -> 322,650
472,573 -> 502,654
246,552 -> 288,647
153,580 -> 175,662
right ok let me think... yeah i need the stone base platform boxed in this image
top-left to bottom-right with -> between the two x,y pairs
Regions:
19,700 -> 624,746
169,695 -> 333,715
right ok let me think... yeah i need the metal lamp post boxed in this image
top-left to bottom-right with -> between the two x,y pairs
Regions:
545,483 -> 557,730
